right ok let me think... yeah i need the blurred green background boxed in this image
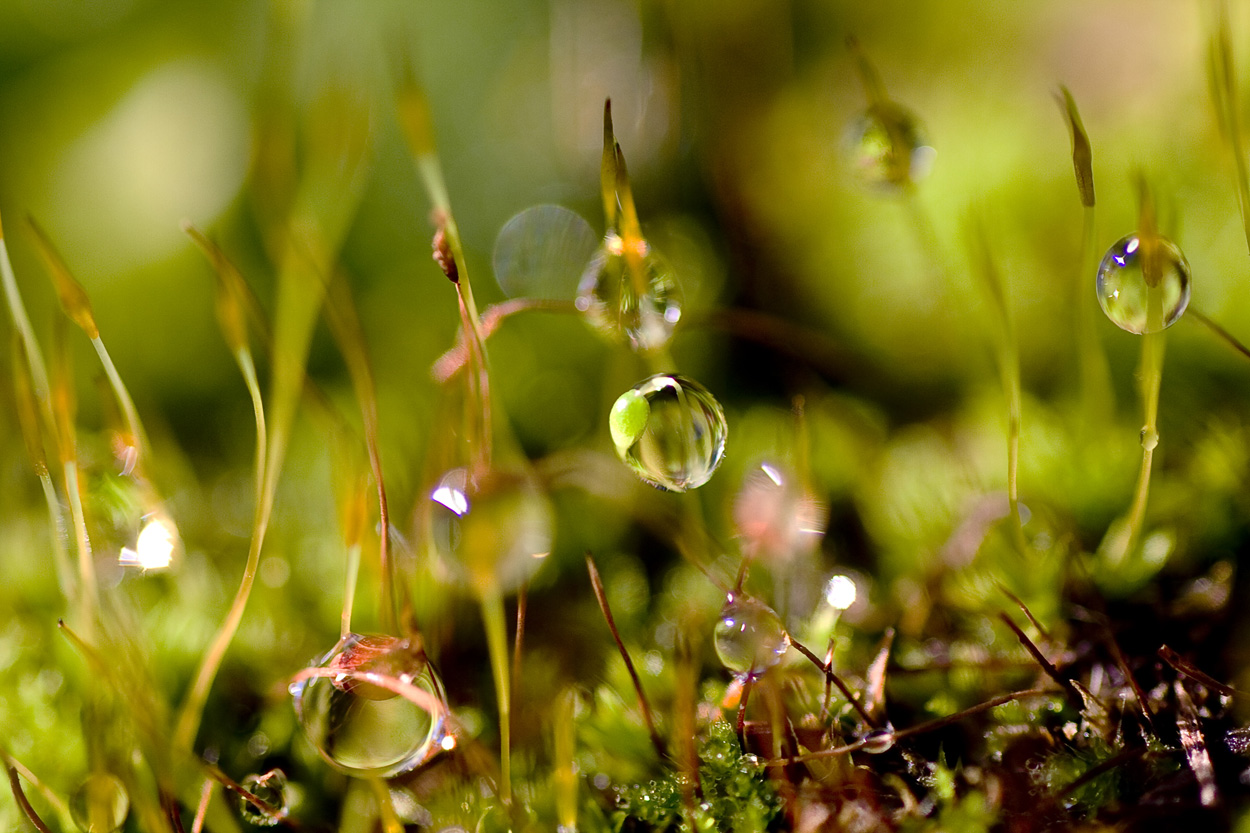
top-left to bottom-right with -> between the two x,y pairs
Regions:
5,0 -> 1250,827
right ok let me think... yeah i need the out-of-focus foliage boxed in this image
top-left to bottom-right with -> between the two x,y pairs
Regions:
5,0 -> 1250,830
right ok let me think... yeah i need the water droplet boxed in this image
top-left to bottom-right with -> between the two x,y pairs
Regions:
576,232 -> 681,352
610,374 -> 726,492
733,462 -> 826,562
713,594 -> 789,677
493,205 -> 597,300
238,769 -> 288,826
1096,233 -> 1191,334
860,729 -> 895,754
429,467 -> 554,594
846,103 -> 934,190
290,633 -> 449,778
70,773 -> 129,833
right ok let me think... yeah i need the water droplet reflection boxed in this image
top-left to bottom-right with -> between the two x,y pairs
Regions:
846,103 -> 934,190
70,773 -> 129,833
576,232 -> 681,352
1096,233 -> 1190,334
238,769 -> 287,826
428,467 -> 554,594
714,594 -> 790,678
610,374 -> 727,492
290,633 -> 449,778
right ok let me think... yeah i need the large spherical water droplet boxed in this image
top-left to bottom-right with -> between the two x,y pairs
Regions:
713,594 -> 790,677
576,232 -> 681,352
70,774 -> 129,833
860,728 -> 895,754
733,462 -> 826,562
1096,233 -> 1191,334
238,769 -> 288,826
846,103 -> 934,190
429,467 -> 554,594
610,374 -> 727,492
290,633 -> 449,778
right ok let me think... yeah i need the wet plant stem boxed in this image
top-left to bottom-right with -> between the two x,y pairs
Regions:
1117,289 -> 1165,564
0,220 -> 51,409
174,348 -> 269,753
90,336 -> 145,467
480,588 -> 512,804
367,778 -> 403,833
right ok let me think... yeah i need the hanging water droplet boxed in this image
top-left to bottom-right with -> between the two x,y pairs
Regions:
846,103 -> 934,190
610,374 -> 727,492
733,462 -> 826,562
713,594 -> 790,677
290,633 -> 449,778
238,769 -> 288,826
1096,233 -> 1191,334
576,232 -> 681,352
70,773 -> 129,833
493,205 -> 597,300
860,728 -> 895,754
428,467 -> 554,594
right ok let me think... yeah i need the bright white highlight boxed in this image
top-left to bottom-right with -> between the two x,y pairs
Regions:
119,517 -> 177,570
824,574 -> 857,611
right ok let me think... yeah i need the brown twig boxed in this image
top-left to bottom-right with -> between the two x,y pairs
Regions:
789,636 -> 876,727
1159,644 -> 1239,698
6,765 -> 52,833
998,612 -> 1082,708
585,553 -> 665,757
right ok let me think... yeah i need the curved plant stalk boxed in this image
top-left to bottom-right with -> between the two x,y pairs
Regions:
1056,86 -> 1114,421
175,76 -> 370,752
28,218 -> 149,473
0,211 -> 51,411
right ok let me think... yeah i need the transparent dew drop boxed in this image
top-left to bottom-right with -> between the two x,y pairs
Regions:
713,594 -> 790,677
289,633 -> 449,779
576,232 -> 681,352
429,467 -> 554,595
845,103 -> 934,190
238,769 -> 288,826
860,728 -> 895,755
610,374 -> 727,492
1096,233 -> 1191,334
70,773 -> 129,833
733,462 -> 826,562
493,204 -> 598,300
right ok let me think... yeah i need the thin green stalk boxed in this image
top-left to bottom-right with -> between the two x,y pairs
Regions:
38,472 -> 73,597
1107,281 -> 1165,566
1210,1 -> 1250,255
63,461 -> 97,637
481,588 -> 512,804
341,542 -> 362,638
90,336 -> 147,469
971,222 -> 1028,555
1077,205 -> 1114,421
0,220 -> 51,408
173,346 -> 269,753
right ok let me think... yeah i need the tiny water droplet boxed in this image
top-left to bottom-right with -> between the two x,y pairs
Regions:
70,773 -> 129,833
291,633 -> 449,778
714,594 -> 789,677
429,467 -> 554,594
238,769 -> 288,826
577,232 -> 681,352
610,374 -> 727,492
1140,427 -> 1159,451
860,729 -> 895,755
1096,233 -> 1190,334
846,103 -> 934,190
